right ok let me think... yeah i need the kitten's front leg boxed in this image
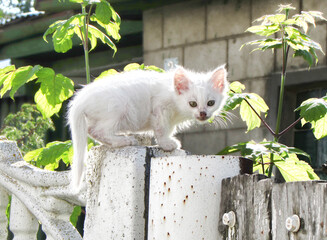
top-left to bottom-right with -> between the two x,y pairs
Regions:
152,108 -> 181,151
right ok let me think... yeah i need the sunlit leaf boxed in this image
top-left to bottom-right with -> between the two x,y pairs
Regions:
24,141 -> 73,170
144,65 -> 165,72
34,68 -> 74,118
296,98 -> 327,122
274,154 -> 319,181
312,115 -> 327,139
9,65 -> 42,99
70,206 -> 82,227
229,81 -> 245,93
240,93 -> 269,132
95,69 -> 119,81
0,65 -> 15,76
277,4 -> 296,13
124,63 -> 141,71
88,25 -> 117,53
95,0 -> 112,24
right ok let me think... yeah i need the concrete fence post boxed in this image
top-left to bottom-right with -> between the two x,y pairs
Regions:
83,145 -> 245,240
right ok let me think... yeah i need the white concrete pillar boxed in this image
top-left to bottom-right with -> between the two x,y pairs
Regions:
9,195 -> 39,240
83,145 -> 243,240
84,146 -> 150,239
148,155 -> 241,239
0,188 -> 9,239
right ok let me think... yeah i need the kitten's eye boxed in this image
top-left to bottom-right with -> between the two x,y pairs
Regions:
189,101 -> 197,108
207,100 -> 215,107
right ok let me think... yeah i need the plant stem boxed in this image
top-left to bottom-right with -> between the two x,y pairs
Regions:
230,89 -> 276,137
278,117 -> 302,138
82,5 -> 91,84
268,10 -> 290,177
243,97 -> 276,137
260,155 -> 265,174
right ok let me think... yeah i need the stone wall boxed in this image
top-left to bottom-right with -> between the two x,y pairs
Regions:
143,0 -> 327,154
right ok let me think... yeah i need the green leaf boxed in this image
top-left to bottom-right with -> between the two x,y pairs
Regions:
229,81 -> 245,93
24,140 -> 73,170
9,65 -> 42,99
46,14 -> 84,53
246,25 -> 280,37
293,50 -> 313,66
307,11 -> 327,21
105,22 -> 121,41
88,25 -> 117,53
95,69 -> 119,81
144,65 -> 165,72
43,20 -> 66,43
274,154 -> 319,181
95,0 -> 112,24
240,93 -> 269,132
0,65 -> 15,76
312,114 -> 327,139
277,4 -> 296,13
296,98 -> 327,122
70,206 -> 82,227
0,65 -> 41,98
34,68 -> 74,118
124,63 -> 141,71
223,93 -> 246,111
0,72 -> 14,97
34,91 -> 62,119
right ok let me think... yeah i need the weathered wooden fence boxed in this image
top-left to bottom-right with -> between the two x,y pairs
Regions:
1,139 -> 326,239
218,174 -> 327,240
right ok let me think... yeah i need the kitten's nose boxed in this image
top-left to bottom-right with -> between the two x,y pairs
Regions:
200,111 -> 207,118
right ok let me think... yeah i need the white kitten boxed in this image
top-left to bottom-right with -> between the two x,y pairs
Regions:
68,65 -> 228,189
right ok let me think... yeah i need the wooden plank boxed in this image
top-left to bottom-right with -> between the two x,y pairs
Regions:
218,174 -> 272,240
272,181 -> 327,240
0,20 -> 142,60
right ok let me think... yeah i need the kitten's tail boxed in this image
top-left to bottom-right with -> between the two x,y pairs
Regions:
68,101 -> 88,191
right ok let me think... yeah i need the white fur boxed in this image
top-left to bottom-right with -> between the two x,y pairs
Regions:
68,65 -> 228,189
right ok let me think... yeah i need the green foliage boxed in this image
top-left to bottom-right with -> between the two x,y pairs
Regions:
224,81 -> 268,132
24,140 -> 73,170
219,140 -> 319,181
296,97 -> 327,139
44,0 -> 120,54
242,4 -> 325,67
70,206 -> 82,226
0,104 -> 55,155
0,65 -> 40,98
219,4 -> 327,181
123,63 -> 164,72
24,138 -> 95,170
6,195 -> 11,223
35,68 -> 74,118
0,65 -> 74,119
95,63 -> 164,81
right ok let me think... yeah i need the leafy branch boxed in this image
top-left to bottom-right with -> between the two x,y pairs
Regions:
220,4 -> 327,181
44,0 -> 121,83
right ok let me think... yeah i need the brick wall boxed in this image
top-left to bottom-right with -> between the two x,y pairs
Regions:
143,0 -> 327,154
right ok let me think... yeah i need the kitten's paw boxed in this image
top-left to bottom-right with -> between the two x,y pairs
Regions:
158,138 -> 180,152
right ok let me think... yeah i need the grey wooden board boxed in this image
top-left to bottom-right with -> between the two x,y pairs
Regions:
272,181 -> 327,240
219,174 -> 327,240
218,174 -> 272,240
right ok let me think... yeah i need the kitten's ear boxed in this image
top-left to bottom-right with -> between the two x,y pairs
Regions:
174,67 -> 190,95
210,65 -> 227,93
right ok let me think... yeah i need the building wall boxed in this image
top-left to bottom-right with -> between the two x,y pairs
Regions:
143,0 -> 327,154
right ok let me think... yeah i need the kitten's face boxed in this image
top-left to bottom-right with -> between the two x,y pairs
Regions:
174,66 -> 227,123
